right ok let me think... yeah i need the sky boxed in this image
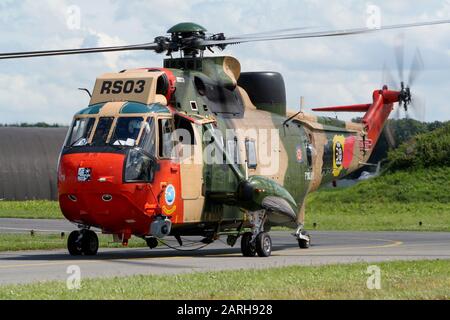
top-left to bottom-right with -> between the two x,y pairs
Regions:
0,0 -> 449,125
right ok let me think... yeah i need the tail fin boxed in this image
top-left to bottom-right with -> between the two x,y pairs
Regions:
312,87 -> 402,146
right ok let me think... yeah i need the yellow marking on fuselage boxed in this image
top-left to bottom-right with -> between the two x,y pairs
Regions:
162,205 -> 177,215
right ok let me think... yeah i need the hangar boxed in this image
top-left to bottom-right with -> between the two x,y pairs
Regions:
0,127 -> 67,200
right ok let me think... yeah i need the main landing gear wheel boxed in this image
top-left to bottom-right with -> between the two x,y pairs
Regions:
255,232 -> 272,257
67,229 -> 99,256
241,232 -> 256,257
241,232 -> 273,257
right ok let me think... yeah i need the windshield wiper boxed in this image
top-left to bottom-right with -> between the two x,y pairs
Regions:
108,139 -> 127,149
69,137 -> 88,147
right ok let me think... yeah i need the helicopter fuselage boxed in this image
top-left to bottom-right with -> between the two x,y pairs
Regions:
57,56 -> 394,244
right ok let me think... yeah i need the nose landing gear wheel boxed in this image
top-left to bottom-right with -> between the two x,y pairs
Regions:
67,230 -> 99,256
82,230 -> 99,256
255,232 -> 272,257
67,230 -> 83,256
241,232 -> 256,257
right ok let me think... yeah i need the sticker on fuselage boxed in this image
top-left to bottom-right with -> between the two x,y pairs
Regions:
164,184 -> 176,206
305,171 -> 314,181
296,145 -> 304,163
77,168 -> 92,182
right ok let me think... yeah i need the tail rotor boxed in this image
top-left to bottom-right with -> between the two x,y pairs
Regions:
383,34 -> 426,122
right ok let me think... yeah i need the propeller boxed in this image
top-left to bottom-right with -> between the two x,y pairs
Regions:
0,19 -> 449,59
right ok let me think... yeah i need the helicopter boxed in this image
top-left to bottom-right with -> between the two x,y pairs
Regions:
1,20 -> 449,257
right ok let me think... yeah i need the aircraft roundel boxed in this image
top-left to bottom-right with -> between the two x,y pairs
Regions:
165,184 -> 176,206
332,135 -> 346,177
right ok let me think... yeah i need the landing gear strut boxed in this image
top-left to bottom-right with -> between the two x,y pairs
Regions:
240,210 -> 272,257
68,229 -> 99,256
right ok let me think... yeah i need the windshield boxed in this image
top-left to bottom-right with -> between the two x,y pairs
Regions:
67,118 -> 95,147
66,116 -> 156,153
91,117 -> 114,146
110,117 -> 144,147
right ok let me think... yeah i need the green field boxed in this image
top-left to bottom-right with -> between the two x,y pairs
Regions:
0,233 -> 146,252
1,260 -> 448,300
305,167 -> 450,231
0,200 -> 62,219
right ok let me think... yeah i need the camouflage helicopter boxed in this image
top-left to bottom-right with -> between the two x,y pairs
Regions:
1,20 -> 449,257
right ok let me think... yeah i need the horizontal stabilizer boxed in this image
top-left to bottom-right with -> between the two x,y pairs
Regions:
312,103 -> 371,113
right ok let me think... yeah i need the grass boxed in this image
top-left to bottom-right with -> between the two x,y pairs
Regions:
0,200 -> 62,219
0,260 -> 449,299
0,233 -> 147,252
304,167 -> 450,232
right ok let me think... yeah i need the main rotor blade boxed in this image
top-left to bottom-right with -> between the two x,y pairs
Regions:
0,42 -> 159,60
408,48 -> 424,87
227,26 -> 315,39
394,33 -> 405,83
203,19 -> 450,47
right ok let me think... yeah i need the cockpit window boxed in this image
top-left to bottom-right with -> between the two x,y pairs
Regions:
110,117 -> 144,147
139,118 -> 156,155
91,117 -> 114,146
67,118 -> 95,147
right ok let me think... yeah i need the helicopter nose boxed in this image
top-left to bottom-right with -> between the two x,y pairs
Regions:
58,152 -> 157,234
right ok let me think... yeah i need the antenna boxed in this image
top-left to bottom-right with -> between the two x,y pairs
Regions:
78,88 -> 92,98
283,96 -> 305,126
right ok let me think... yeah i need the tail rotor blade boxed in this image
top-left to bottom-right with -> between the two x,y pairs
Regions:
392,103 -> 402,120
409,95 -> 426,122
382,62 -> 399,89
384,120 -> 397,148
394,33 -> 405,82
408,48 -> 424,87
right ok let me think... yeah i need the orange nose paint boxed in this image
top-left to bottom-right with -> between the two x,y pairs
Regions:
58,151 -> 183,236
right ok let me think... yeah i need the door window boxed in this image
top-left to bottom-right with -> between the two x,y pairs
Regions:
158,118 -> 174,158
245,139 -> 257,169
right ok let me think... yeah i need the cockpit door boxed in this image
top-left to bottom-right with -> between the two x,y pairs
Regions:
174,116 -> 205,223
